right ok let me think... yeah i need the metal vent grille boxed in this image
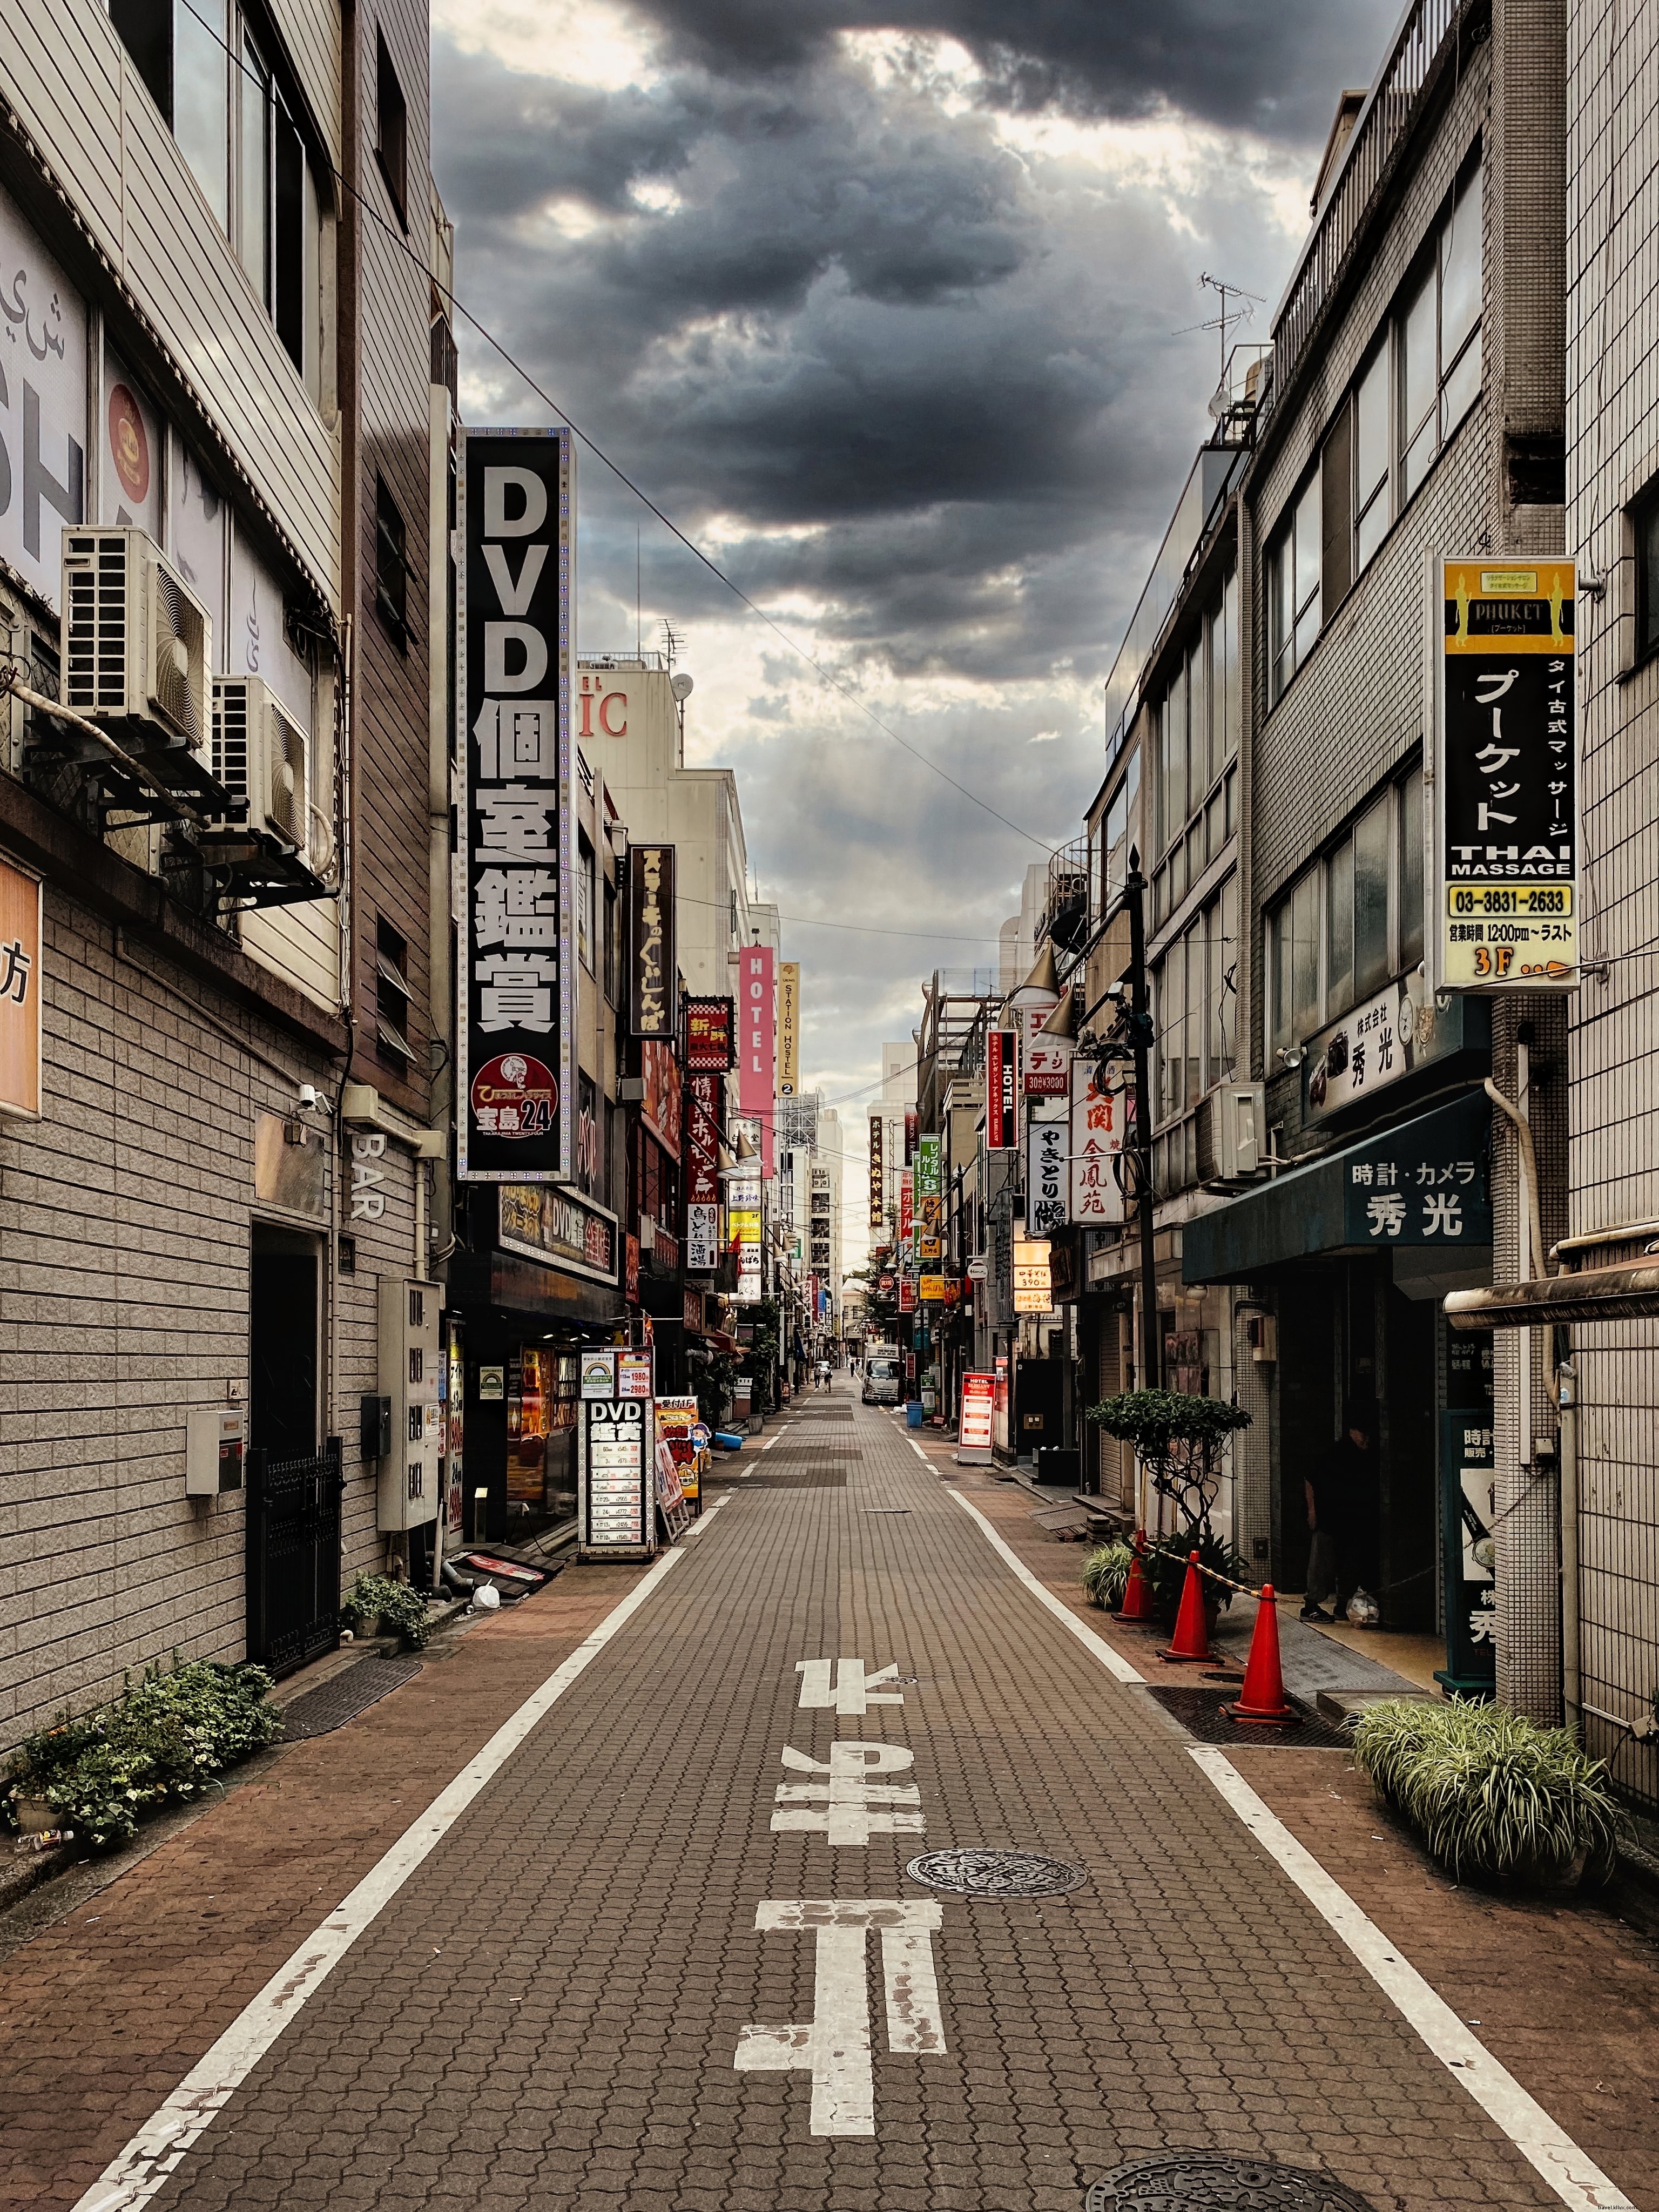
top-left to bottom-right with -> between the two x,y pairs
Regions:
213,682 -> 251,806
63,531 -> 132,717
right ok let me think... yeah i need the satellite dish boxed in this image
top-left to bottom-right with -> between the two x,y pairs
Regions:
670,671 -> 694,702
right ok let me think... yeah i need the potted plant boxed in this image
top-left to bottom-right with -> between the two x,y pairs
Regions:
342,1572 -> 433,1650
1086,1391 -> 1253,1623
1081,1541 -> 1134,1610
1352,1698 -> 1626,1889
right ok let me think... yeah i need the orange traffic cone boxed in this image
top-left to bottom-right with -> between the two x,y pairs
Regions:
1119,1530 -> 1156,1622
1158,1550 -> 1214,1663
1224,1584 -> 1299,1724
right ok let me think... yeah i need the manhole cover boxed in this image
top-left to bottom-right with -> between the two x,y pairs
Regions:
278,1655 -> 423,1742
1084,2153 -> 1379,2210
906,1849 -> 1087,1897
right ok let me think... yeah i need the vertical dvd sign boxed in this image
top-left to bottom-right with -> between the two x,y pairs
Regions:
457,428 -> 574,1181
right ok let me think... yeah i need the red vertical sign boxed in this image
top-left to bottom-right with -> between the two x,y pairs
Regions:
986,1029 -> 1018,1149
739,945 -> 776,1174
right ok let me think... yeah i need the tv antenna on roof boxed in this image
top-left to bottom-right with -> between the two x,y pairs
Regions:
659,618 -> 684,670
1175,272 -> 1265,389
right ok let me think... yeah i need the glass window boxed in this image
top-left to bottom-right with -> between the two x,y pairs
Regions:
1164,660 -> 1187,851
1355,344 -> 1391,570
1291,869 -> 1319,1044
1354,794 -> 1393,996
1401,266 -> 1438,500
578,835 -> 595,971
1637,493 -> 1659,660
1157,936 -> 1185,1123
376,29 -> 409,226
1269,532 -> 1293,703
1326,833 -> 1354,1016
1271,478 -> 1323,703
375,477 -> 409,647
1400,767 -> 1425,969
1441,171 -> 1482,371
1293,476 -> 1321,663
238,33 -> 272,299
174,0 -> 230,226
1217,875 -> 1238,1080
1220,565 -> 1240,763
1188,631 -> 1210,797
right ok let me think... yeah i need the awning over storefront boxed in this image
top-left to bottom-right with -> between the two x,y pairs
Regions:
1446,1263 -> 1659,1329
1183,1089 -> 1492,1285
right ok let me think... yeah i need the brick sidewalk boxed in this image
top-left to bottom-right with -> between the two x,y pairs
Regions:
1,1390 -> 1650,2210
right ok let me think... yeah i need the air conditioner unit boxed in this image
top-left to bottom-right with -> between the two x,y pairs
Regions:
1213,1082 -> 1265,1176
212,676 -> 308,855
62,528 -> 212,759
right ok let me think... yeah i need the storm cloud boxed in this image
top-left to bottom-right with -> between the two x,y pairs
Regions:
430,0 -> 1399,1243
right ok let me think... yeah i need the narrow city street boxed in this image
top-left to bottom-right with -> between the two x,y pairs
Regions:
4,1385 -> 1655,2212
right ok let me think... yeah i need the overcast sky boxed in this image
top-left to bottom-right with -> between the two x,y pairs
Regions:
430,0 -> 1400,1263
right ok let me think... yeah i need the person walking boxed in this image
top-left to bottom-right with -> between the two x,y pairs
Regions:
1302,1400 -> 1378,1623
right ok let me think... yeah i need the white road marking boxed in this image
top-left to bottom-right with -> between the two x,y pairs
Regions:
71,1542 -> 696,2212
1191,1748 -> 1636,2212
794,1657 -> 903,1713
948,1491 -> 1143,1684
908,1439 -> 930,1464
736,1899 -> 945,2136
772,1741 -> 924,1845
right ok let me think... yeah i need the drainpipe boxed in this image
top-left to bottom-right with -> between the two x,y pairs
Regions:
1557,1357 -> 1581,1735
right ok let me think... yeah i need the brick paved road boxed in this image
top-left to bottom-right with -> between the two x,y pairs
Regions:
29,1388 -> 1620,2210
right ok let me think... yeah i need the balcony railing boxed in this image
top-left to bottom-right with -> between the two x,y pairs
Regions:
1271,0 -> 1471,400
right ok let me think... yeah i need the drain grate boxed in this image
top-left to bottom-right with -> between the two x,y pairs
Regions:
279,1655 -> 423,1742
1142,1687 -> 1351,1748
1084,2152 -> 1379,2209
906,1849 -> 1087,1897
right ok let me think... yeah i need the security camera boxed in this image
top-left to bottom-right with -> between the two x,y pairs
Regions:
297,1084 -> 330,1112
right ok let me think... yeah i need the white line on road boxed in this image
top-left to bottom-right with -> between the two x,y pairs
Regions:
72,1539 -> 700,2212
948,1490 -> 1143,1684
1190,1747 -> 1636,2212
908,1439 -> 931,1464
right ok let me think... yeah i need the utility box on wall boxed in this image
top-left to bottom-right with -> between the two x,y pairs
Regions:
185,1407 -> 246,1496
377,1277 -> 442,1532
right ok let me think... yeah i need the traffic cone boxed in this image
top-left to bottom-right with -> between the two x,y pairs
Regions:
1224,1585 -> 1299,1724
1119,1530 -> 1156,1622
1158,1550 -> 1214,1663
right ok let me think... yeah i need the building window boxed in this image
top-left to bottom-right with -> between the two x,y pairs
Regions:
1151,567 -> 1238,921
1634,487 -> 1659,663
1100,748 -> 1142,916
1153,874 -> 1237,1128
109,1 -> 315,376
1266,765 -> 1425,1056
376,29 -> 408,228
577,832 -> 595,972
1353,342 -> 1391,571
374,476 -> 410,648
375,918 -> 415,1068
1267,477 -> 1321,704
604,874 -> 621,1006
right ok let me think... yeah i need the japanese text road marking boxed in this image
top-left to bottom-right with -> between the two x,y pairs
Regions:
795,1657 -> 904,1713
71,1528 -> 712,2212
771,1741 -> 924,1845
735,1899 -> 945,2136
948,1489 -> 1144,1684
1192,1748 -> 1635,2212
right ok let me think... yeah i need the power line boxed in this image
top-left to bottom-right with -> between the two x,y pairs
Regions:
176,0 -> 1063,859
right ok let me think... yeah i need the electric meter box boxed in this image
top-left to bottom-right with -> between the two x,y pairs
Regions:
377,1277 -> 442,1532
186,1406 -> 247,1496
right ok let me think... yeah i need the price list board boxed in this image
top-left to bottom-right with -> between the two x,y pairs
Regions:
578,1397 -> 656,1561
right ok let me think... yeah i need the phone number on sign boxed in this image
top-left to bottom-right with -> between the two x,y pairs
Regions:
1446,886 -> 1573,916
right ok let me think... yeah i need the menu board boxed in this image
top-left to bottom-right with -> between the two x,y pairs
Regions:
578,1398 -> 655,1559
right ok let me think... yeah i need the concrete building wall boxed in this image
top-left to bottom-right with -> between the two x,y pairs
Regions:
1563,0 -> 1659,1804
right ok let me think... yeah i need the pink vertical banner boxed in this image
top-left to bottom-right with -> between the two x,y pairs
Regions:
739,945 -> 776,1173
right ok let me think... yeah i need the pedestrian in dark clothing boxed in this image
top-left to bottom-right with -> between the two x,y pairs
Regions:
1303,1401 -> 1377,1622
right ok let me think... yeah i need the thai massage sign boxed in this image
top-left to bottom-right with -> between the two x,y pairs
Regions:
458,428 -> 574,1181
1432,560 -> 1577,992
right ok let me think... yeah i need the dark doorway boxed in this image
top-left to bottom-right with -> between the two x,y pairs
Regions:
246,1228 -> 340,1675
1274,1262 -> 1341,1586
249,1228 -> 319,1458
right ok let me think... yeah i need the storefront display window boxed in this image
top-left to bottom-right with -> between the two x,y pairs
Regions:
505,1346 -> 579,1530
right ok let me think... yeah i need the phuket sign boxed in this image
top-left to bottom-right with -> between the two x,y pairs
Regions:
458,427 -> 574,1181
1432,559 -> 1578,992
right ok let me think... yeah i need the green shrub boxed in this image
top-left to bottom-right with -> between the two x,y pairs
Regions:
1082,1542 -> 1134,1610
1145,1527 -> 1251,1614
3,1658 -> 280,1851
342,1572 -> 433,1649
1352,1698 -> 1627,1886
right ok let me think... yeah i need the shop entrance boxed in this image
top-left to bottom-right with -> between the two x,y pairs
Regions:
245,1227 -> 340,1675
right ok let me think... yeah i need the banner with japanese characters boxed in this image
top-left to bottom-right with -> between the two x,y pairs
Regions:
986,1029 -> 1017,1149
1027,1112 -> 1068,1233
1432,559 -> 1577,993
1068,1058 -> 1125,1224
458,428 -> 574,1180
628,845 -> 677,1038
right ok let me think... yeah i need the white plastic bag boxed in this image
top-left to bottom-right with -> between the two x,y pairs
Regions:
1346,1587 -> 1380,1628
472,1583 -> 501,1611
